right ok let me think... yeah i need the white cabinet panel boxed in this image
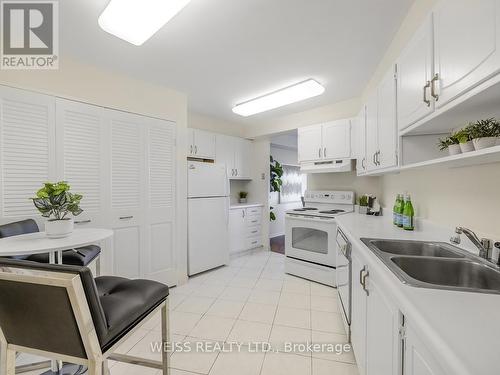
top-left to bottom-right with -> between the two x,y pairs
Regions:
216,134 -> 235,177
56,99 -> 106,226
229,209 -> 246,254
365,92 -> 378,171
322,120 -> 351,159
113,226 -> 141,278
355,106 -> 367,174
366,276 -> 400,375
434,0 -> 500,107
234,138 -> 252,179
404,324 -> 445,375
298,125 -> 322,162
377,70 -> 398,170
190,129 -> 215,159
397,16 -> 434,130
215,134 -> 252,180
351,250 -> 367,375
0,87 -> 56,219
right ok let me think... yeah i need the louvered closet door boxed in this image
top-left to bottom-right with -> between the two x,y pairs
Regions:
0,86 -> 56,223
107,109 -> 146,279
55,99 -> 106,227
144,118 -> 177,286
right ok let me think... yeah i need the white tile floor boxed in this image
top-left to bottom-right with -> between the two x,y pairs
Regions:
19,250 -> 358,375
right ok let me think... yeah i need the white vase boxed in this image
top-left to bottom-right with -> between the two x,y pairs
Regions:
448,144 -> 462,156
45,218 -> 74,238
472,137 -> 497,150
459,141 -> 475,153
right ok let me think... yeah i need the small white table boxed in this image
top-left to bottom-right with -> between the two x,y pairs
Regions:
0,228 -> 113,375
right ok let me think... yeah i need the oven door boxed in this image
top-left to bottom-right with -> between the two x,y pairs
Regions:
336,229 -> 351,327
285,214 -> 337,266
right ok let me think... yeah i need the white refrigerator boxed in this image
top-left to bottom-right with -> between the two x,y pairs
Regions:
188,161 -> 230,275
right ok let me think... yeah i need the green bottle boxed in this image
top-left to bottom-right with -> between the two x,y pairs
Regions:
403,194 -> 415,231
397,194 -> 404,228
393,194 -> 401,226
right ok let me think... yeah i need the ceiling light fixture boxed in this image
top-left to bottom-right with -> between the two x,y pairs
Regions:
98,0 -> 192,46
232,79 -> 325,117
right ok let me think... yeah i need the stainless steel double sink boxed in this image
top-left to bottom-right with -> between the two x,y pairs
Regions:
361,239 -> 500,294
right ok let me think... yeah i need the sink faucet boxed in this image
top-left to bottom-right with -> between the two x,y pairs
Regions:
450,227 -> 490,259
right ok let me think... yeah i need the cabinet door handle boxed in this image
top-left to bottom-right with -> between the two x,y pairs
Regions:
362,270 -> 370,296
119,216 -> 133,220
242,210 -> 245,218
361,157 -> 366,169
251,230 -> 258,234
190,145 -> 193,154
324,147 -> 327,158
373,153 -> 377,166
376,151 -> 380,166
194,145 -> 198,154
431,73 -> 439,101
75,219 -> 91,224
423,81 -> 431,107
359,266 -> 366,286
318,148 -> 322,158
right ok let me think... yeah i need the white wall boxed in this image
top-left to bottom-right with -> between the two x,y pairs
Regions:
189,112 -> 247,137
0,57 -> 190,283
307,172 -> 383,204
271,145 -> 298,166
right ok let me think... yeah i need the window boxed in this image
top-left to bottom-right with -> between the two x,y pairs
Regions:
279,164 -> 307,203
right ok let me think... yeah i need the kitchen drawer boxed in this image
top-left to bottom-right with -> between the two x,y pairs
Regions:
246,215 -> 261,226
246,206 -> 262,216
246,236 -> 262,249
246,225 -> 261,238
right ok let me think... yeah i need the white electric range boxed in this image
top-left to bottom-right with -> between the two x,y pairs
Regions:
284,190 -> 355,286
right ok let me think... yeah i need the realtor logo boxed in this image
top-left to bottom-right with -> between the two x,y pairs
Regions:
1,0 -> 58,69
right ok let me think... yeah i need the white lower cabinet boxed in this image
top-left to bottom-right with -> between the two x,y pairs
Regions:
404,323 -> 445,375
229,206 -> 262,254
351,244 -> 402,375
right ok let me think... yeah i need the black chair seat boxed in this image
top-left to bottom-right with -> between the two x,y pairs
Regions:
27,245 -> 101,267
95,276 -> 169,351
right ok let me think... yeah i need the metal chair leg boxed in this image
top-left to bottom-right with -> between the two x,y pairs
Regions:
161,300 -> 170,375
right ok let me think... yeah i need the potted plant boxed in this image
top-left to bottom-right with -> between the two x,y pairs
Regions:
32,181 -> 83,238
358,195 -> 369,215
438,135 -> 461,156
470,118 -> 500,150
454,126 -> 475,153
239,191 -> 248,204
269,156 -> 283,221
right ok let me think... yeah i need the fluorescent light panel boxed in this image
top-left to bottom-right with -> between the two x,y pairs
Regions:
232,79 -> 325,117
98,0 -> 191,46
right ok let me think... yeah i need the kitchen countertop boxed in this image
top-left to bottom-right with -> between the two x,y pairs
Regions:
336,213 -> 500,375
230,203 -> 264,209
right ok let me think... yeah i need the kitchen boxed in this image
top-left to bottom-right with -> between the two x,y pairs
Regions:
0,1 -> 499,375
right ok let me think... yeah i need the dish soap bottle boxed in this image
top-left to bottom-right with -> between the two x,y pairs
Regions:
393,194 -> 401,226
402,194 -> 415,231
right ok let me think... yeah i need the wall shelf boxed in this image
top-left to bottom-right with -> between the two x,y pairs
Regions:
400,144 -> 500,171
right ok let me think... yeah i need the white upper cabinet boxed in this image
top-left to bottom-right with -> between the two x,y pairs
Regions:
187,128 -> 216,159
377,69 -> 398,169
355,106 -> 367,174
322,119 -> 352,159
297,125 -> 323,162
365,91 -> 379,171
0,86 -> 56,219
433,0 -> 500,107
396,15 -> 434,130
215,134 -> 252,180
298,119 -> 352,163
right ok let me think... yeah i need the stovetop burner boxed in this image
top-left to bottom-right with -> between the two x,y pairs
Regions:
293,208 -> 318,212
318,209 -> 346,214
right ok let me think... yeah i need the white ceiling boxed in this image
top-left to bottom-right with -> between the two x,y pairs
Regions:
61,0 -> 414,124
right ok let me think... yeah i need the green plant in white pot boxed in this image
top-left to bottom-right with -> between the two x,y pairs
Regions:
454,126 -> 475,153
438,134 -> 461,156
32,181 -> 83,238
470,118 -> 500,150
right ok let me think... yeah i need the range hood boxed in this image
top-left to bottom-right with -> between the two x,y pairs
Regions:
300,159 -> 354,173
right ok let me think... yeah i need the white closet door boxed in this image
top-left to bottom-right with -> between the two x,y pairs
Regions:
107,109 -> 146,278
144,118 -> 177,286
0,86 -> 56,222
55,99 -> 106,227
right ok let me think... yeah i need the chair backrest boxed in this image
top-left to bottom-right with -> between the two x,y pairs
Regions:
0,219 -> 40,260
0,258 -> 108,361
0,219 -> 39,238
